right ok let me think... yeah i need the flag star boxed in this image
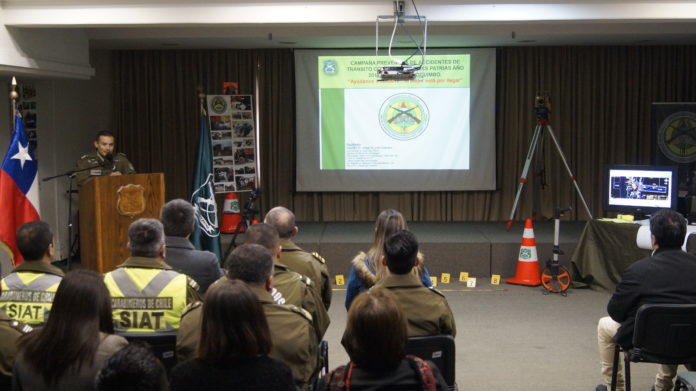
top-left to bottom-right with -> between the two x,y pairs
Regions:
11,142 -> 32,169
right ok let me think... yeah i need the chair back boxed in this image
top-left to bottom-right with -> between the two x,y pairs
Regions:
406,335 -> 456,387
632,304 -> 696,362
118,331 -> 178,372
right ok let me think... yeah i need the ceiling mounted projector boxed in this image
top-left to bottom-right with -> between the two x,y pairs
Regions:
376,0 -> 427,81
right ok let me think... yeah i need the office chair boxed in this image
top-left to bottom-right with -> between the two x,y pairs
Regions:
407,334 -> 457,391
610,304 -> 696,391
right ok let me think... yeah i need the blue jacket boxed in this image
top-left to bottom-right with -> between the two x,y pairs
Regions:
344,252 -> 432,310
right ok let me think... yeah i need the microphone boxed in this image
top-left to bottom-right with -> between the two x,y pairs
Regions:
104,153 -> 115,170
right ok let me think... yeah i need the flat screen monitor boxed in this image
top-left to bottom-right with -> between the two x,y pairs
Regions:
604,165 -> 678,215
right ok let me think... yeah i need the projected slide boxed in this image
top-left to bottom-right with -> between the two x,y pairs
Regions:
295,49 -> 496,192
318,55 -> 470,170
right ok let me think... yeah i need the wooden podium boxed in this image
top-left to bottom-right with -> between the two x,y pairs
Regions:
79,173 -> 165,273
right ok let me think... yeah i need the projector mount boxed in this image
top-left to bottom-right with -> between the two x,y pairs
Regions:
376,0 -> 427,81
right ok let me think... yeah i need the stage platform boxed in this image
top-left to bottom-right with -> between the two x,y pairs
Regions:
222,220 -> 588,283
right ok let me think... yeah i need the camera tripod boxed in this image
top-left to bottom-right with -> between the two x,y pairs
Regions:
506,95 -> 593,231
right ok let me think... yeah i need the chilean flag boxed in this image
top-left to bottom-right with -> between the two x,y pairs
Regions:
0,111 -> 40,265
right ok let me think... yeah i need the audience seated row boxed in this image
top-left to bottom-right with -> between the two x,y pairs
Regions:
0,205 -> 456,390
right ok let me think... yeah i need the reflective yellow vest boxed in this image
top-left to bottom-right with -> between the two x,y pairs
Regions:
104,267 -> 187,333
0,272 -> 62,325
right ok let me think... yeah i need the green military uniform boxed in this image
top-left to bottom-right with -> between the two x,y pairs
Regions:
176,285 -> 319,390
103,256 -> 201,333
373,272 -> 456,337
273,263 -> 330,339
75,151 -> 135,187
0,261 -> 64,326
0,309 -> 32,381
279,239 -> 332,309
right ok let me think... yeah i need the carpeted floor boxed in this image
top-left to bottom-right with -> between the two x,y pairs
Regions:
324,282 -> 669,391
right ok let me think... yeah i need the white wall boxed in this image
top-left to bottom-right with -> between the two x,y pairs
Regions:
0,50 -> 113,260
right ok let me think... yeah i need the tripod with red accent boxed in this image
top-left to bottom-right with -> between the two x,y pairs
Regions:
506,95 -> 593,231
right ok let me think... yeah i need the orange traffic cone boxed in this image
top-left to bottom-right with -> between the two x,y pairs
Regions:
506,218 -> 541,286
221,192 -> 243,233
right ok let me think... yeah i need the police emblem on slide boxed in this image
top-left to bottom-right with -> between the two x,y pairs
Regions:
379,93 -> 429,141
323,60 -> 337,75
210,96 -> 227,114
191,173 -> 220,238
116,184 -> 146,217
657,111 -> 696,163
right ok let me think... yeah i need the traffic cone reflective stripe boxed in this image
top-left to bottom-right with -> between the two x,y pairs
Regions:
221,192 -> 243,233
506,218 -> 541,286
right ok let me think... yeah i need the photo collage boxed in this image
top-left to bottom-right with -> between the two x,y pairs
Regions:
206,94 -> 257,193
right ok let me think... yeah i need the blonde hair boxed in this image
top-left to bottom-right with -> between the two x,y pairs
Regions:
367,209 -> 407,280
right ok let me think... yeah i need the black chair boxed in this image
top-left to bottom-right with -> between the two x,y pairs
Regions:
676,371 -> 696,390
118,331 -> 178,373
407,335 -> 456,391
610,304 -> 696,391
318,340 -> 330,377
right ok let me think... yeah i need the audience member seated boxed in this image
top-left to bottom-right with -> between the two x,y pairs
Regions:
13,269 -> 128,391
95,342 -> 168,391
316,289 -> 448,390
160,199 -> 223,294
177,244 -> 319,390
265,206 -> 332,309
596,209 -> 696,391
170,279 -> 295,391
0,221 -> 64,325
345,209 -> 431,310
245,223 -> 330,338
374,229 -> 456,337
0,265 -> 32,389
104,218 -> 201,333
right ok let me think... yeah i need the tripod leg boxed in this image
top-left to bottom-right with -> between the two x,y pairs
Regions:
507,124 -> 544,230
544,125 -> 594,220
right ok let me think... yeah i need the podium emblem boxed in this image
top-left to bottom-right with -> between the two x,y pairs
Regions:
116,184 -> 146,217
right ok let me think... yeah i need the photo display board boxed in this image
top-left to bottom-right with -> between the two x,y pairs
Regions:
206,94 -> 257,193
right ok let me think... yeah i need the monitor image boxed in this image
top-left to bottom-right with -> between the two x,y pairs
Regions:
604,165 -> 678,215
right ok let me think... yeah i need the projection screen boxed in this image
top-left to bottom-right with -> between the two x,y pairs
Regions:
295,48 -> 496,192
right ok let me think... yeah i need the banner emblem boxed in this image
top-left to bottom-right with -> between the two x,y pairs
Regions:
323,60 -> 338,75
210,96 -> 227,114
379,93 -> 429,141
657,111 -> 696,163
191,173 -> 220,237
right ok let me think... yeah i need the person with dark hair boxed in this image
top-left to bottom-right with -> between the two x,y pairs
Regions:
264,206 -> 332,309
170,279 -> 294,391
345,209 -> 432,310
95,342 -> 168,391
74,130 -> 135,187
160,199 -> 223,294
596,209 -> 696,391
245,223 -> 330,338
103,218 -> 201,333
0,221 -> 63,325
316,289 -> 448,390
0,264 -> 33,389
12,269 -> 128,391
177,244 -> 319,390
373,230 -> 456,337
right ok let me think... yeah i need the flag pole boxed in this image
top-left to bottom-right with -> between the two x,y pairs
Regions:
10,77 -> 18,132
198,86 -> 206,116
